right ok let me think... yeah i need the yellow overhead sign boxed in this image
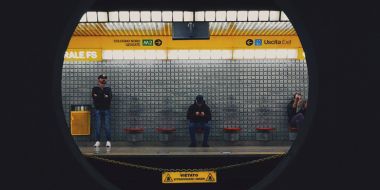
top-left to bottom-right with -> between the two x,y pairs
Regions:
64,49 -> 102,61
162,171 -> 217,184
68,36 -> 302,50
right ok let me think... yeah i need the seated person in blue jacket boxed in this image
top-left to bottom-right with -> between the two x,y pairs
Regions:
287,92 -> 307,129
186,95 -> 212,147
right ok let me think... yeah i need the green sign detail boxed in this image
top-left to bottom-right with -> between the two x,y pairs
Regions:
142,39 -> 153,46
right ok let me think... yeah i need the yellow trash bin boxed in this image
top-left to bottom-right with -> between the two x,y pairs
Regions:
70,105 -> 91,135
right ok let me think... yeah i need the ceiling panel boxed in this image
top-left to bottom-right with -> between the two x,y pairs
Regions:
72,22 -> 297,36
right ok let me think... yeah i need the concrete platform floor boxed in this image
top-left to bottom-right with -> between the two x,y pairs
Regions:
80,144 -> 290,156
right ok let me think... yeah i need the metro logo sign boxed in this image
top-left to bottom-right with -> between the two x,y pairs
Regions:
254,39 -> 262,46
64,49 -> 102,61
142,39 -> 154,46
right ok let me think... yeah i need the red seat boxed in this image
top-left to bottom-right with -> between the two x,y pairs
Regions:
256,127 -> 275,131
157,128 -> 176,133
223,127 -> 241,132
289,127 -> 298,132
125,128 -> 144,133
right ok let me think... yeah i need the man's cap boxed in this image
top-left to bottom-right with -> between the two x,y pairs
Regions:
98,74 -> 107,79
196,95 -> 204,103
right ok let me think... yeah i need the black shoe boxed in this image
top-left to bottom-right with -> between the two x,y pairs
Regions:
202,143 -> 210,147
189,143 -> 196,147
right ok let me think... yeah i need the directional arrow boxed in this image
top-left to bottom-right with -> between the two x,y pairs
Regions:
246,39 -> 253,46
155,39 -> 162,46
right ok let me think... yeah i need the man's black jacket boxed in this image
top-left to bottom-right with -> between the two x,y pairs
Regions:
92,86 -> 112,109
186,101 -> 211,123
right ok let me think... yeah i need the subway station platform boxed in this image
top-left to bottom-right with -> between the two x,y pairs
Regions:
79,143 -> 290,156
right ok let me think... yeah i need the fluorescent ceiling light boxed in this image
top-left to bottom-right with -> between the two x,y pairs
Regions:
97,12 -> 108,22
258,11 -> 269,21
205,11 -> 216,21
140,11 -> 151,21
108,11 -> 119,22
195,11 -> 205,21
269,11 -> 280,21
248,11 -> 259,21
130,11 -> 140,21
227,11 -> 237,21
151,11 -> 161,21
237,11 -> 248,21
119,11 -> 129,21
162,11 -> 173,22
184,11 -> 194,22
216,11 -> 226,21
80,13 -> 87,22
86,11 -> 97,22
280,11 -> 289,21
173,11 -> 183,22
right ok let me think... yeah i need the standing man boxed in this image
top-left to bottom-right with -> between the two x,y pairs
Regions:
186,95 -> 212,147
92,74 -> 112,148
287,92 -> 306,129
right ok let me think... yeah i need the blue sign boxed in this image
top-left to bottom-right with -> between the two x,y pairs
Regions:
254,39 -> 262,46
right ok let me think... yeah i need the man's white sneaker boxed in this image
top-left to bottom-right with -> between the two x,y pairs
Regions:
94,141 -> 100,147
106,141 -> 111,147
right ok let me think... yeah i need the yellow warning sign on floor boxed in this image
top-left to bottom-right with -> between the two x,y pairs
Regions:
162,171 -> 217,184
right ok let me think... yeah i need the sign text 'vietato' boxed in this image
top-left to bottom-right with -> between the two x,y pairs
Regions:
162,171 -> 217,184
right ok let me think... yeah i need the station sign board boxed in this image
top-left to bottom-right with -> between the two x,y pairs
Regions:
64,49 -> 102,61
